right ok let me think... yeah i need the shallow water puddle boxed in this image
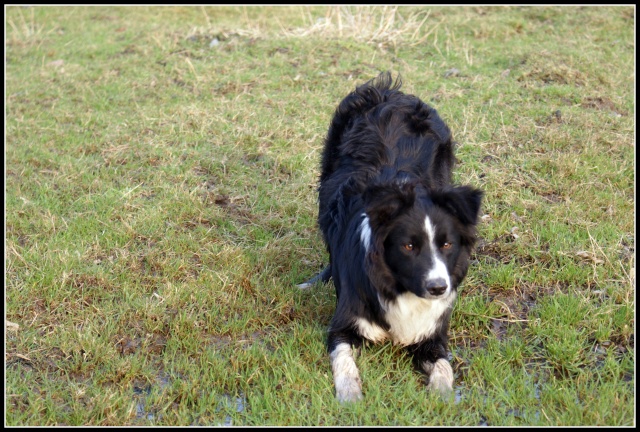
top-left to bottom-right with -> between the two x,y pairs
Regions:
132,372 -> 171,422
454,376 -> 543,425
133,385 -> 156,421
215,393 -> 247,426
131,370 -> 246,425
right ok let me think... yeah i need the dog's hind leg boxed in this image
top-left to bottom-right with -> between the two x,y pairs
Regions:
296,265 -> 331,289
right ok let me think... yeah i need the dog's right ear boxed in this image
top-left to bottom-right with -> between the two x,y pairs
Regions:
362,183 -> 405,296
363,178 -> 417,232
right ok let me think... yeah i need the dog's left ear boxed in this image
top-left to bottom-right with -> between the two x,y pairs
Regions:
409,101 -> 452,144
431,186 -> 483,226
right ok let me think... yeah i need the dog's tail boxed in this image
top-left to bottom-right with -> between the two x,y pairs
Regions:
297,265 -> 332,289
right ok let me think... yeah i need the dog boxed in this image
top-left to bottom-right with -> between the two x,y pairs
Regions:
299,72 -> 483,403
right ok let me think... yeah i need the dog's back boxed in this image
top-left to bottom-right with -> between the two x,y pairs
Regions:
318,72 -> 455,223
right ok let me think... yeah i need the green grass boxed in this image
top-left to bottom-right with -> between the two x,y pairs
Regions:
5,5 -> 634,426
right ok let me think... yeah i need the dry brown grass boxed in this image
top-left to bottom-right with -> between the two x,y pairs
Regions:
280,6 -> 438,47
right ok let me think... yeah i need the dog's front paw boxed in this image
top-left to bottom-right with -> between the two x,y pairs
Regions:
335,376 -> 363,403
330,342 -> 363,403
427,358 -> 454,396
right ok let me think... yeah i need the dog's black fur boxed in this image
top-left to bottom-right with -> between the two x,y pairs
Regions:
301,72 -> 482,402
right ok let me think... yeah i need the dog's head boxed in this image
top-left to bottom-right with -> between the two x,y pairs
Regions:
362,173 -> 482,300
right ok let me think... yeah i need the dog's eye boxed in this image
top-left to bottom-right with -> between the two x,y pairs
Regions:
442,242 -> 452,250
403,243 -> 414,252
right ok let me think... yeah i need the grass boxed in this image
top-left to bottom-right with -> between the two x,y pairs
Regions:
5,5 -> 635,426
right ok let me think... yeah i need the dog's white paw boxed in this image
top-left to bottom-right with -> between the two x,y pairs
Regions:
296,282 -> 312,289
335,376 -> 363,403
427,358 -> 454,396
330,342 -> 363,403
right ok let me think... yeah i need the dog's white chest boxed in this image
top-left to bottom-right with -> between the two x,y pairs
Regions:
355,292 -> 456,346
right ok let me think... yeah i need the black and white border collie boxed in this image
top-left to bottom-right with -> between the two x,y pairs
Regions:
299,72 -> 483,403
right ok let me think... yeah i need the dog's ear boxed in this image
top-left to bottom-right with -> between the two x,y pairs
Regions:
362,178 -> 416,296
409,100 -> 452,144
363,177 -> 417,231
365,245 -> 397,297
431,186 -> 483,226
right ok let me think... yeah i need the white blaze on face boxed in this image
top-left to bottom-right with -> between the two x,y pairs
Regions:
424,215 -> 451,294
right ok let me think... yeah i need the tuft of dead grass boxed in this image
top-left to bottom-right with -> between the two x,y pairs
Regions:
280,6 -> 437,47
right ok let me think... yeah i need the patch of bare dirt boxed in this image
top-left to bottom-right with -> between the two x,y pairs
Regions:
580,96 -> 627,116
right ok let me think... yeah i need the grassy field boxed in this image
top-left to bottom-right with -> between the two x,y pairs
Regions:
5,5 -> 635,426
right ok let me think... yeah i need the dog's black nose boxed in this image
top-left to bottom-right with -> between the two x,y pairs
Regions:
425,279 -> 448,297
